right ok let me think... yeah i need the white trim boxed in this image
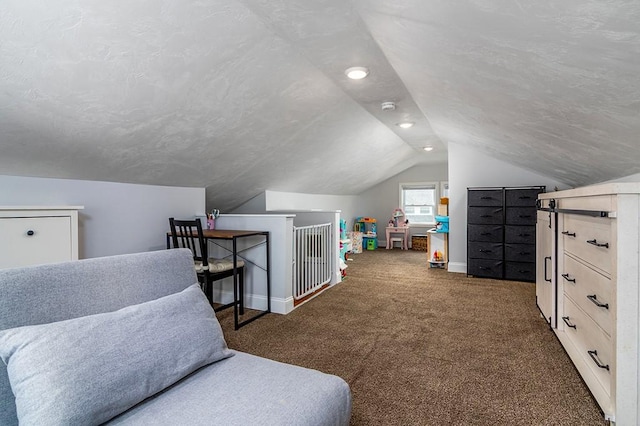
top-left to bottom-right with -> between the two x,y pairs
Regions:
267,295 -> 293,315
0,205 -> 85,211
399,181 -> 439,226
440,181 -> 449,198
447,261 -> 467,274
219,213 -> 296,218
213,289 -> 293,315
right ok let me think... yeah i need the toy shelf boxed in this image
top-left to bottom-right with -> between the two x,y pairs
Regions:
427,229 -> 448,268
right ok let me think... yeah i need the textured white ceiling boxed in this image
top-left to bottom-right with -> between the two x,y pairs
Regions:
1,1 -> 638,210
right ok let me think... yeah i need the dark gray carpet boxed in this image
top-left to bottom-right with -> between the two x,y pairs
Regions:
217,249 -> 605,425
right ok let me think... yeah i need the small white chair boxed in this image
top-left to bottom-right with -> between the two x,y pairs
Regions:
390,237 -> 405,249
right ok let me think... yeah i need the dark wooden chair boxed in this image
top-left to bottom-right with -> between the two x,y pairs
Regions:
168,218 -> 244,316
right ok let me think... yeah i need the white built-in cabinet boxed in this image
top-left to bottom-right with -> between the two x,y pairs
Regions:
0,206 -> 83,269
535,204 -> 555,326
537,184 -> 640,425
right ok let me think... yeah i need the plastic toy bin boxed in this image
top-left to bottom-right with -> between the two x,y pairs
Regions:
435,215 -> 449,233
362,236 -> 377,250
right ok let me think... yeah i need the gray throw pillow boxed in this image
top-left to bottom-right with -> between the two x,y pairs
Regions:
0,283 -> 233,426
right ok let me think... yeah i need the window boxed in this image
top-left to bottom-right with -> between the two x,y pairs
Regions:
440,182 -> 449,199
400,183 -> 438,225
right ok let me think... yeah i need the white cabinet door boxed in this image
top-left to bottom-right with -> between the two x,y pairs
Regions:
0,216 -> 72,268
536,210 -> 554,325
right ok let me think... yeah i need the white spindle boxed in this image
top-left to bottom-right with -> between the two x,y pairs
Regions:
292,222 -> 333,300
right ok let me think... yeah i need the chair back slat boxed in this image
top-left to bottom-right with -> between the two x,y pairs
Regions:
168,218 -> 208,267
168,218 -> 247,328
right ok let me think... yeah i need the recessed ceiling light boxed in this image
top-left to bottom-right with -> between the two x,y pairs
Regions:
398,122 -> 414,129
345,66 -> 369,80
423,145 -> 434,152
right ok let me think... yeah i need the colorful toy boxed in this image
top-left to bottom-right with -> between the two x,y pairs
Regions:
355,217 -> 377,250
348,231 -> 363,253
435,215 -> 449,233
433,250 -> 444,261
339,218 -> 349,262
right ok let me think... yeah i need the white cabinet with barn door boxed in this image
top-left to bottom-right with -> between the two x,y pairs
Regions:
538,184 -> 640,425
535,201 -> 555,327
0,206 -> 83,269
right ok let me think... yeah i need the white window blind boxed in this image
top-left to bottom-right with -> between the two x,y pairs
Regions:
400,183 -> 437,225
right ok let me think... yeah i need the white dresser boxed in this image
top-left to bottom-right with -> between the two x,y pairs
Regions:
0,206 -> 83,269
537,184 -> 640,424
535,201 -> 555,326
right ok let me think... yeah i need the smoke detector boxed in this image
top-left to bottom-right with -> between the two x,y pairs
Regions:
381,102 -> 396,111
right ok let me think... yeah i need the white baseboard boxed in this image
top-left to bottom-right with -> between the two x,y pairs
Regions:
270,296 -> 294,314
447,261 -> 467,274
213,291 -> 293,315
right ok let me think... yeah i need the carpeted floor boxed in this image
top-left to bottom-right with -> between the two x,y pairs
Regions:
216,249 -> 605,425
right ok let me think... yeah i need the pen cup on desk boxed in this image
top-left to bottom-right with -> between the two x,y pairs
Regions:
207,218 -> 215,230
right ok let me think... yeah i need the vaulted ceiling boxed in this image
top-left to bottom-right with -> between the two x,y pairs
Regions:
2,1 -> 639,210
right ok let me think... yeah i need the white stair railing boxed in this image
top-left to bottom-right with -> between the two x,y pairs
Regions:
293,222 -> 332,300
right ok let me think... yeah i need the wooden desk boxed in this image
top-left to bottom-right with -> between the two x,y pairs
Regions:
167,229 -> 271,330
385,226 -> 409,250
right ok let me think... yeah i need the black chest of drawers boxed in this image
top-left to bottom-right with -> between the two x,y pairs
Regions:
467,186 -> 544,282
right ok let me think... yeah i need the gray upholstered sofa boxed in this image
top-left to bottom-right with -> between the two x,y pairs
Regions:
0,249 -> 351,425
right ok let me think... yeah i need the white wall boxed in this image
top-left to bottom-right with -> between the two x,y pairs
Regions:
231,192 -> 267,214
358,164 -> 448,245
233,190 -> 360,228
234,167 -> 449,248
212,214 -> 295,314
447,143 -> 568,273
230,193 -> 349,313
0,175 -> 204,259
264,190 -> 360,225
290,211 -> 342,285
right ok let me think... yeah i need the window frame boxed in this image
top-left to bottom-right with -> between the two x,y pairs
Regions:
399,182 -> 439,227
440,181 -> 449,199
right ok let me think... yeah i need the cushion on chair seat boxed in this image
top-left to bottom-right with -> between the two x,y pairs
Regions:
194,259 -> 245,273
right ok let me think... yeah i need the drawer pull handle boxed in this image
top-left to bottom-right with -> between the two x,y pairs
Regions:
26,230 -> 35,236
561,316 -> 577,329
479,249 -> 492,253
518,215 -> 532,218
562,231 -> 576,237
587,350 -> 610,371
587,294 -> 609,309
517,269 -> 531,273
518,233 -> 531,237
561,273 -> 576,283
518,251 -> 531,255
544,256 -> 551,282
480,215 -> 493,218
480,196 -> 494,200
586,239 -> 609,249
480,232 -> 491,236
518,196 -> 532,199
